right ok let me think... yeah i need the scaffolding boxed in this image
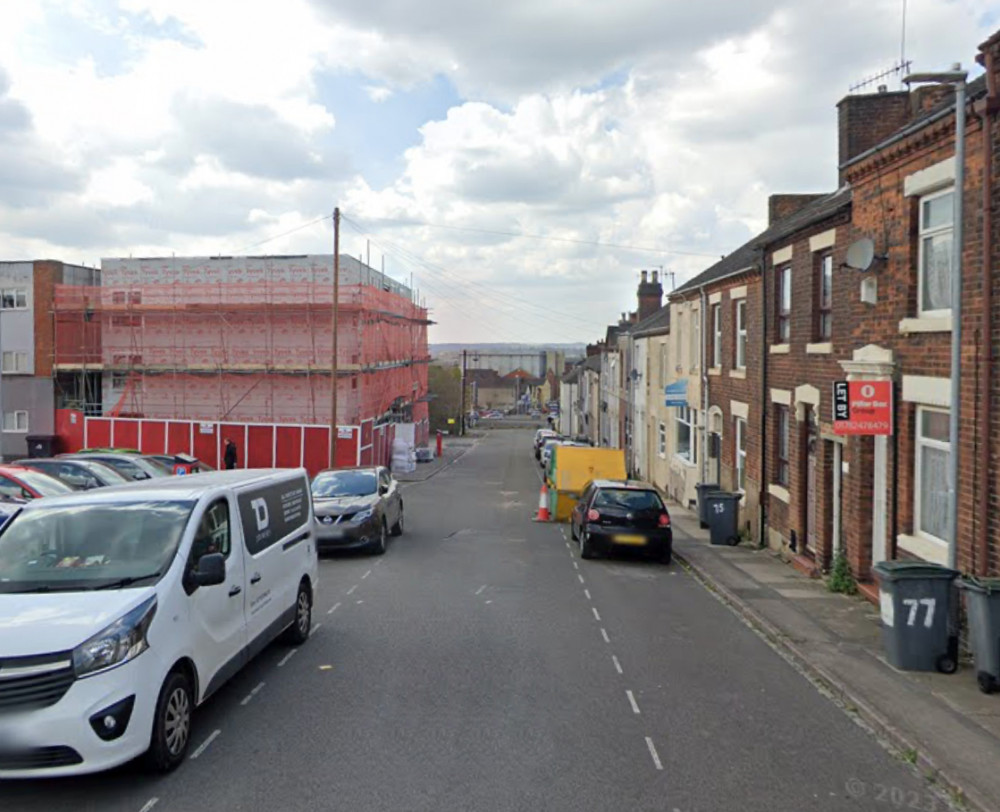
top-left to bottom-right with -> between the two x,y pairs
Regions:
52,276 -> 431,429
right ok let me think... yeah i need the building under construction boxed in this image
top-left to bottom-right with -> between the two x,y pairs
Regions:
52,255 -> 431,454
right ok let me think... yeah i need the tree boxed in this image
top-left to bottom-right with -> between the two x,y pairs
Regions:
428,364 -> 462,433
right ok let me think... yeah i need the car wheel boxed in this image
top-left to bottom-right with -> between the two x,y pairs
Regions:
570,521 -> 578,541
580,531 -> 595,560
371,520 -> 388,556
391,504 -> 404,536
660,547 -> 672,565
282,580 -> 312,645
144,669 -> 193,773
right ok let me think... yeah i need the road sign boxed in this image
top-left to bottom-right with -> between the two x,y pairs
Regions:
833,380 -> 893,435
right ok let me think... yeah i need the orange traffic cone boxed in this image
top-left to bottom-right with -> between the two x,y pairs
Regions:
534,482 -> 551,522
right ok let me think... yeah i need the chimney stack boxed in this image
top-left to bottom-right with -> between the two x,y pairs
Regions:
837,90 -> 911,183
636,268 -> 664,321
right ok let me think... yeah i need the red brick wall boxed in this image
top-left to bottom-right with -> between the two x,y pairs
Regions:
33,260 -> 59,379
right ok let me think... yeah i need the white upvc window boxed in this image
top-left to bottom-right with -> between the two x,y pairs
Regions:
1,289 -> 27,309
658,422 -> 666,457
676,405 -> 697,464
918,188 -> 954,316
1,351 -> 28,373
735,417 -> 747,492
777,265 -> 791,342
915,407 -> 950,544
735,300 -> 747,369
712,304 -> 722,368
2,411 -> 28,432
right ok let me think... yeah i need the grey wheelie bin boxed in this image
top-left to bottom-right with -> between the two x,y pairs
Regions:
695,482 -> 720,529
957,577 -> 1000,694
705,492 -> 741,546
872,561 -> 960,674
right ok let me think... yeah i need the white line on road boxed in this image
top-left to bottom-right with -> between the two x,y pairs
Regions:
626,690 -> 641,714
346,585 -> 358,595
584,589 -> 591,600
645,736 -> 663,771
277,649 -> 298,668
565,542 -> 570,549
475,585 -> 487,596
240,682 -> 265,706
362,569 -> 372,579
327,602 -> 341,615
485,600 -> 493,604
190,730 -> 221,759
612,655 -> 623,675
578,574 -> 585,584
601,628 -> 610,643
356,599 -> 364,604
138,799 -> 160,812
310,623 -> 323,637
592,607 -> 601,621
572,561 -> 579,570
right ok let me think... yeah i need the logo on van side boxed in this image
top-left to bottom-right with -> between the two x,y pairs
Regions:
251,498 -> 269,531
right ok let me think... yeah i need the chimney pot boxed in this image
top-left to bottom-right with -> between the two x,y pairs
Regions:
652,270 -> 659,283
878,84 -> 887,93
640,270 -> 648,283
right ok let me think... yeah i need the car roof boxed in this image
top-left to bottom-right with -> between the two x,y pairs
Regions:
589,479 -> 659,491
313,466 -> 381,476
23,468 -> 307,506
15,457 -> 93,465
0,465 -> 44,476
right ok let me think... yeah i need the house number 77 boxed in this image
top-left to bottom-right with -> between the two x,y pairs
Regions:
901,598 -> 936,628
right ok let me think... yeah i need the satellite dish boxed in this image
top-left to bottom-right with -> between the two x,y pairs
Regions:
844,238 -> 876,272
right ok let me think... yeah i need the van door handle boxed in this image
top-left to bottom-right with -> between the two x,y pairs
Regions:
250,573 -> 262,584
228,585 -> 242,597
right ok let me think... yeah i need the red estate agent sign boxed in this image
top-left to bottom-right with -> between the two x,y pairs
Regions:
833,380 -> 893,435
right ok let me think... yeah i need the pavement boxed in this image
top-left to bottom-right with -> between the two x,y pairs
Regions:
669,503 -> 1000,812
3,429 -> 963,812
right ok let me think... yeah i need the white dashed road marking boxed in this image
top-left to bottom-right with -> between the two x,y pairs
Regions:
189,730 -> 221,759
612,655 -> 623,674
475,585 -> 487,596
277,649 -> 297,668
573,561 -> 579,570
138,798 -> 160,812
626,690 -> 641,714
592,607 -> 601,622
347,585 -> 358,595
310,623 -> 323,637
240,682 -> 265,706
327,602 -> 341,615
601,628 -> 610,643
584,589 -> 591,600
645,737 -> 663,771
362,569 -> 372,579
578,574 -> 585,584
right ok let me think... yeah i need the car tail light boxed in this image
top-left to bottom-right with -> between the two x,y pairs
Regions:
658,512 -> 671,528
587,509 -> 600,522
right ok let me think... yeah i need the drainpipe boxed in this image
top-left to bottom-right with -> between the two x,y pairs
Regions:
976,45 -> 997,575
701,285 -> 709,483
758,247 -> 769,548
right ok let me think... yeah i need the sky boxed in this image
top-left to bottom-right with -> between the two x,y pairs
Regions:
0,0 -> 995,345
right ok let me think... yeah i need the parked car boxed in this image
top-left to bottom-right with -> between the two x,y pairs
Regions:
570,479 -> 672,563
61,452 -> 174,481
534,429 -> 560,459
146,454 -> 216,475
13,457 -> 131,490
0,464 -> 75,500
310,466 -> 404,555
538,436 -> 565,467
0,468 -> 317,777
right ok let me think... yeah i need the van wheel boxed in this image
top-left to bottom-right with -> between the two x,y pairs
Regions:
283,581 -> 312,645
391,505 -> 404,536
371,520 -> 388,556
145,670 -> 193,773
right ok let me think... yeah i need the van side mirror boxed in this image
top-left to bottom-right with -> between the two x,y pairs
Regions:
379,484 -> 388,496
191,553 -> 226,587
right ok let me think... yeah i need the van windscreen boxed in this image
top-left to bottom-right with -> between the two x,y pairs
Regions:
0,500 -> 196,593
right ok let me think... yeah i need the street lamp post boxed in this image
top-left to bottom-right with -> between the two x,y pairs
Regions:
903,65 -> 968,571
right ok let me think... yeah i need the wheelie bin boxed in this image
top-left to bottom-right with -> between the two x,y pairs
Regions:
872,561 -> 960,673
705,492 -> 741,546
957,577 -> 1000,694
696,482 -> 720,529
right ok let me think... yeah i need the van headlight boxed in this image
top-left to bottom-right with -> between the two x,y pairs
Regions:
351,508 -> 374,523
73,596 -> 157,678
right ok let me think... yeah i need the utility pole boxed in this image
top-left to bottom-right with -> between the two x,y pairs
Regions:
460,349 -> 467,436
330,207 -> 340,468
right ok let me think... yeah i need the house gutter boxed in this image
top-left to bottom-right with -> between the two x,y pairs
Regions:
758,247 -> 768,548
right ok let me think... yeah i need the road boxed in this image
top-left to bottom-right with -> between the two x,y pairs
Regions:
3,430 -> 945,811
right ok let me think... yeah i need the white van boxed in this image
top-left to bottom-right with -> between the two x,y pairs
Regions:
0,468 -> 318,777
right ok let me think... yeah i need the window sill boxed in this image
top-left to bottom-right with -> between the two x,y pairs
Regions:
708,367 -> 722,377
805,342 -> 832,355
729,368 -> 747,379
769,344 -> 790,355
768,484 -> 790,504
896,533 -> 948,565
672,455 -> 697,469
1,429 -> 28,434
899,316 -> 952,335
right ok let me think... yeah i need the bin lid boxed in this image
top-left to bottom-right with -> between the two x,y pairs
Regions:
705,491 -> 741,502
958,576 -> 1000,595
872,560 -> 959,581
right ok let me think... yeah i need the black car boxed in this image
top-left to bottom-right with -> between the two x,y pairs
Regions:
14,457 -> 131,490
311,466 -> 404,555
570,479 -> 672,563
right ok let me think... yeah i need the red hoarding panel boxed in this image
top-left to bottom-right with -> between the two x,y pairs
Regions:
220,424 -> 245,469
167,422 -> 192,456
86,419 -> 111,449
275,427 -> 302,468
833,381 -> 893,435
335,428 -> 357,468
113,420 -> 139,451
193,424 -> 219,468
140,421 -> 167,455
55,410 -> 84,453
360,420 -> 373,448
303,427 -> 330,477
247,425 -> 274,469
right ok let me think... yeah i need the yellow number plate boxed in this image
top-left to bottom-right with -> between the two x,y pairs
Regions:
614,534 -> 647,546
